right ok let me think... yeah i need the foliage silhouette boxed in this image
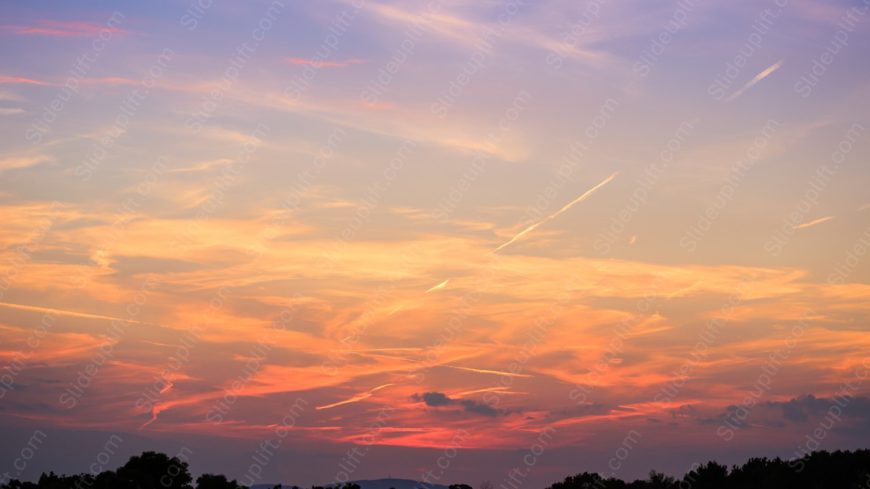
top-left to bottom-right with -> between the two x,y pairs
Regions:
196,474 -> 246,489
545,449 -> 870,489
116,451 -> 193,489
1,449 -> 869,489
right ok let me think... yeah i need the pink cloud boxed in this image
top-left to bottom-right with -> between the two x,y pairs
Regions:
0,74 -> 214,92
285,57 -> 364,68
81,76 -> 140,86
0,75 -> 140,88
2,20 -> 125,37
0,75 -> 51,86
360,100 -> 397,110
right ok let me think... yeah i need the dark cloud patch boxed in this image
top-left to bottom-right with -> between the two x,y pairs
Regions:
670,404 -> 698,419
770,394 -> 832,422
459,399 -> 498,417
696,404 -> 750,428
696,394 -> 870,433
421,391 -> 452,406
549,402 -> 612,419
413,391 -> 500,417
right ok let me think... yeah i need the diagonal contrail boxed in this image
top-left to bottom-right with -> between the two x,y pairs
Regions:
0,301 -> 154,325
726,60 -> 783,102
446,365 -> 533,378
492,172 -> 619,253
425,279 -> 449,293
315,383 -> 394,410
794,215 -> 834,230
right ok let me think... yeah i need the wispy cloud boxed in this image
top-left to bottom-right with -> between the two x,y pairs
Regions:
363,3 -> 484,50
727,60 -> 784,101
0,90 -> 21,100
493,172 -> 619,253
285,57 -> 364,68
1,74 -> 219,92
0,155 -> 52,173
360,2 -> 613,67
0,74 -> 52,86
1,20 -> 125,37
167,158 -> 234,174
81,76 -> 142,86
0,107 -> 24,116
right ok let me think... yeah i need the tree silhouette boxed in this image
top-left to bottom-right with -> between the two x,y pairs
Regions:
115,451 -> 193,489
196,474 -> 245,489
645,471 -> 675,489
2,448 -> 870,489
683,461 -> 728,489
541,449 -> 870,489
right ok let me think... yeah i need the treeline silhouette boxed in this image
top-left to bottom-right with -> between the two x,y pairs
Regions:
546,449 -> 870,489
2,449 -> 869,489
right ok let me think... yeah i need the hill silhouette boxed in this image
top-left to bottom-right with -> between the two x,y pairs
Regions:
2,449 -> 869,489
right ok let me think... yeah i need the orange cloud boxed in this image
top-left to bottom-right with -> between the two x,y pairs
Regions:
2,194 -> 870,450
0,155 -> 52,172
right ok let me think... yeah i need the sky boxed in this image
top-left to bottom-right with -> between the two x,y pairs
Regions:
1,0 -> 870,486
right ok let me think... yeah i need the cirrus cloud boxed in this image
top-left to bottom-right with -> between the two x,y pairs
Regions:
1,19 -> 125,38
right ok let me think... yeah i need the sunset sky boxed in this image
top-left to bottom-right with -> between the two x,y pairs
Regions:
1,0 -> 869,486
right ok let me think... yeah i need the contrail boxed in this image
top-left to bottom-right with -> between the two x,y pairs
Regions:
0,302 -> 153,325
446,365 -> 533,378
726,59 -> 783,102
794,215 -> 834,230
425,279 -> 449,293
140,411 -> 159,430
351,347 -> 423,352
452,386 -> 524,398
315,383 -> 394,410
493,172 -> 619,253
136,381 -> 176,429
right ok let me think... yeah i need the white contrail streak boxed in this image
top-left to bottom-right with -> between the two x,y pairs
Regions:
446,365 -> 533,378
794,215 -> 834,230
0,302 -> 152,325
726,60 -> 783,101
315,383 -> 394,410
492,172 -> 619,253
425,279 -> 449,293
